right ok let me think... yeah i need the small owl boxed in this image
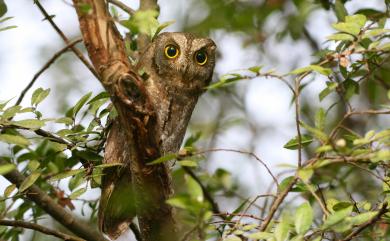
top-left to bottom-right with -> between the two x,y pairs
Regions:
99,32 -> 216,239
137,32 -> 217,154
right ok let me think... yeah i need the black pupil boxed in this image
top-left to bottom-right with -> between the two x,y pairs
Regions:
196,51 -> 206,63
167,46 -> 177,57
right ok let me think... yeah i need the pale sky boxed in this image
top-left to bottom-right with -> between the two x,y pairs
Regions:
0,0 -> 387,240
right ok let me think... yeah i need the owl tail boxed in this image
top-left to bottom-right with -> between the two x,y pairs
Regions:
98,169 -> 136,240
98,119 -> 136,240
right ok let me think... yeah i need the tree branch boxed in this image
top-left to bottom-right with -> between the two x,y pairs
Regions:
0,159 -> 107,241
71,1 -> 177,240
260,176 -> 297,231
107,0 -> 135,15
34,0 -> 99,80
15,38 -> 82,106
0,219 -> 85,241
340,202 -> 388,241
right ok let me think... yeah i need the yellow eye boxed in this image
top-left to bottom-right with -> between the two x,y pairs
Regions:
164,45 -> 179,58
195,50 -> 208,65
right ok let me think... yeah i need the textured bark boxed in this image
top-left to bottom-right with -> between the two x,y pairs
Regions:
0,159 -> 106,241
72,1 -> 177,240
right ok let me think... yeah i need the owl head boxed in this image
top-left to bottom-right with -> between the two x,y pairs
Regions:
139,32 -> 217,94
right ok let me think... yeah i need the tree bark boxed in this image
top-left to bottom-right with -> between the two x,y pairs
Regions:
72,1 -> 177,240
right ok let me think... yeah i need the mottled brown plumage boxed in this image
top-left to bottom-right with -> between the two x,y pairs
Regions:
98,32 -> 216,240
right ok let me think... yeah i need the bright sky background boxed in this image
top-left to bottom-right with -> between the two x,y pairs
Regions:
0,0 -> 386,240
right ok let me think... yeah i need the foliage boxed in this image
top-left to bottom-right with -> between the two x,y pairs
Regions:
1,1 -> 390,241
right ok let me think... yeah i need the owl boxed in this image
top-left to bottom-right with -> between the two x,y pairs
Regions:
138,32 -> 217,154
99,32 -> 216,240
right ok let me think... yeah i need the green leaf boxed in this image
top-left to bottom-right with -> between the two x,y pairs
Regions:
323,206 -> 353,229
207,74 -> 244,89
247,232 -> 274,240
298,168 -> 313,182
147,153 -> 177,165
87,91 -> 109,104
186,175 -> 203,202
242,224 -> 258,231
0,0 -> 7,18
275,213 -> 290,241
315,108 -> 326,131
69,187 -> 87,199
327,33 -> 354,41
333,0 -> 348,22
49,169 -> 85,182
278,176 -> 295,193
166,196 -> 191,209
0,16 -> 12,24
248,66 -> 263,73
19,172 -> 41,192
319,82 -> 338,101
283,134 -> 313,150
290,235 -> 304,241
343,78 -> 359,100
362,28 -> 390,39
0,98 -> 12,111
0,163 -> 16,175
31,88 -> 50,106
95,163 -> 123,169
378,42 -> 390,51
56,117 -> 73,125
300,121 -> 328,142
121,10 -> 159,38
345,14 -> 367,28
2,105 -> 22,119
178,160 -> 198,167
153,20 -> 175,38
291,65 -> 331,76
11,119 -> 45,130
4,184 -> 16,197
295,202 -> 313,234
349,211 -> 377,226
0,134 -> 31,146
0,25 -> 16,32
78,3 -> 92,14
27,160 -> 40,172
332,22 -> 361,36
224,236 -> 241,241
67,92 -> 92,118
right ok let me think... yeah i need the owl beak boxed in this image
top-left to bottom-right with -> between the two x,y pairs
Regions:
181,63 -> 189,75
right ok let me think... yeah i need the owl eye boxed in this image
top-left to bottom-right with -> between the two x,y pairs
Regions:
164,45 -> 179,59
195,50 -> 208,65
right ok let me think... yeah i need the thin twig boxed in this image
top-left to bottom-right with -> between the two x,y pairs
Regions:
15,39 -> 82,106
1,124 -> 75,148
301,180 -> 330,216
294,71 -> 311,167
0,159 -> 107,241
195,148 -> 279,188
259,176 -> 298,231
0,219 -> 85,241
231,195 -> 262,233
180,225 -> 198,241
340,202 -> 388,241
107,0 -> 135,14
34,1 -> 99,79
